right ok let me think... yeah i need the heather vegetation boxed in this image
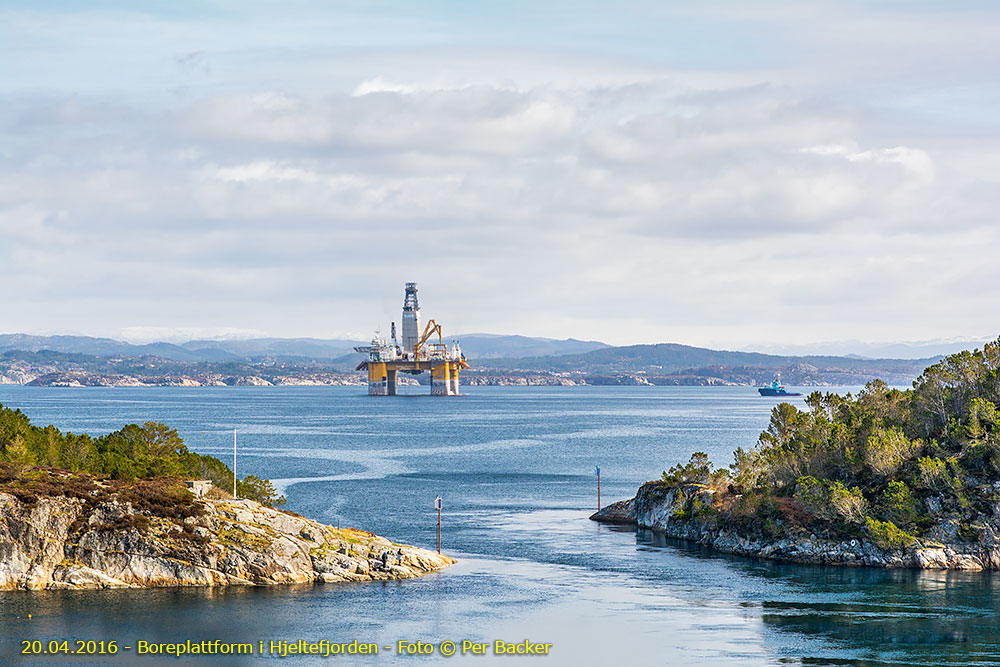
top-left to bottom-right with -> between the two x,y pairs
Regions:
661,339 -> 1000,548
0,404 -> 284,507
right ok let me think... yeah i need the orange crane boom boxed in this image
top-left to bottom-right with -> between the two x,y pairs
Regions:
414,319 -> 443,360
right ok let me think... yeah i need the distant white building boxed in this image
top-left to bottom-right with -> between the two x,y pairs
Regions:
184,480 -> 213,497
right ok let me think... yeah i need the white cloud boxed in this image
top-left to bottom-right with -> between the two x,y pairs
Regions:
1,1 -> 998,346
213,161 -> 324,184
802,144 -> 935,181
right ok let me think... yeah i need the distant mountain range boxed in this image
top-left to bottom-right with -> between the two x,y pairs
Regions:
0,334 -> 230,362
444,334 -> 608,359
468,342 -> 938,385
476,342 -> 937,374
4,332 -> 988,364
746,337 -> 996,360
3,332 -> 991,388
0,333 -> 608,363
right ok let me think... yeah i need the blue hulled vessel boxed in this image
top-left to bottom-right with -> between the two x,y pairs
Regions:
758,376 -> 802,397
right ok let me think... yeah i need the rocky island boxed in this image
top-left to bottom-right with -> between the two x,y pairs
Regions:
0,406 -> 452,589
0,468 -> 453,590
594,340 -> 1000,570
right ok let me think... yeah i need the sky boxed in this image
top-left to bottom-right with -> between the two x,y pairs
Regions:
1,1 -> 999,349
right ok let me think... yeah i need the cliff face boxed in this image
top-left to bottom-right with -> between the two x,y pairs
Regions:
0,492 -> 453,590
592,482 -> 1000,571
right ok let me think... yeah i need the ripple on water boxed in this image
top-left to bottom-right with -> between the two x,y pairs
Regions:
0,385 -> 995,665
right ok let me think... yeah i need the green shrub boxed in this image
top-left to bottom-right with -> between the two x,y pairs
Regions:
693,496 -> 719,520
915,456 -> 958,492
880,480 -> 918,528
965,398 -> 1000,442
829,482 -> 867,524
662,452 -> 713,486
795,476 -> 867,524
863,428 -> 918,477
794,476 -> 830,520
960,441 -> 1000,477
865,517 -> 916,550
237,475 -> 286,508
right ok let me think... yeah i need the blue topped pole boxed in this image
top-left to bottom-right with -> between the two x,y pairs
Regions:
595,466 -> 601,512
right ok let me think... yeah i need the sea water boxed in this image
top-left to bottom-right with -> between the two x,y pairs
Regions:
1,385 -> 999,665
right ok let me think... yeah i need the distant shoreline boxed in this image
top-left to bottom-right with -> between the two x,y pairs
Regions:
2,335 -> 939,389
4,373 -> 905,388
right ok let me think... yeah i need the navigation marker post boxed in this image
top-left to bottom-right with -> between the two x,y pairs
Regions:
435,496 -> 443,553
596,466 -> 601,513
233,428 -> 238,500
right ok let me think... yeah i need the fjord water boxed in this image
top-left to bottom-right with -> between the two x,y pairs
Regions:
2,386 -> 1000,666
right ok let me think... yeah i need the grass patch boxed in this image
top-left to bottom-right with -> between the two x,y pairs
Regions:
217,526 -> 271,552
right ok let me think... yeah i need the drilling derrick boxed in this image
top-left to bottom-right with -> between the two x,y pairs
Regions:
354,283 -> 469,396
401,282 -> 420,355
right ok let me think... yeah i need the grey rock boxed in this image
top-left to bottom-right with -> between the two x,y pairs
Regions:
0,493 -> 453,590
591,481 -> 1000,571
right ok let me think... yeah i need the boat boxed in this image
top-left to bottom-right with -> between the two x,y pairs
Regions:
757,376 -> 802,397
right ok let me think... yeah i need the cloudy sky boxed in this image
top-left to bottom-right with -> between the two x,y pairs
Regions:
2,1 -> 998,349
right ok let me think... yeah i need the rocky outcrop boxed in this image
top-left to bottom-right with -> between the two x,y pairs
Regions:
20,372 -> 367,387
462,375 -> 585,386
1,491 -> 453,590
591,498 -> 637,524
592,482 -> 1000,570
230,376 -> 273,386
25,373 -> 150,387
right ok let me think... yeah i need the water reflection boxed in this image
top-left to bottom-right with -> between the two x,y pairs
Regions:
638,529 -> 1000,665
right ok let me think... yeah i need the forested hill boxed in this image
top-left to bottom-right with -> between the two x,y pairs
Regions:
0,404 -> 282,506
593,339 -> 1000,570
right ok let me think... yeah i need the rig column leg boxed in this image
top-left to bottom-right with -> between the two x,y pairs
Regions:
450,367 -> 460,396
431,363 -> 452,396
387,370 -> 397,396
368,362 -> 388,396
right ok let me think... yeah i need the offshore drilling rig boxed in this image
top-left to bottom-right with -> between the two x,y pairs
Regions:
354,283 -> 469,396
